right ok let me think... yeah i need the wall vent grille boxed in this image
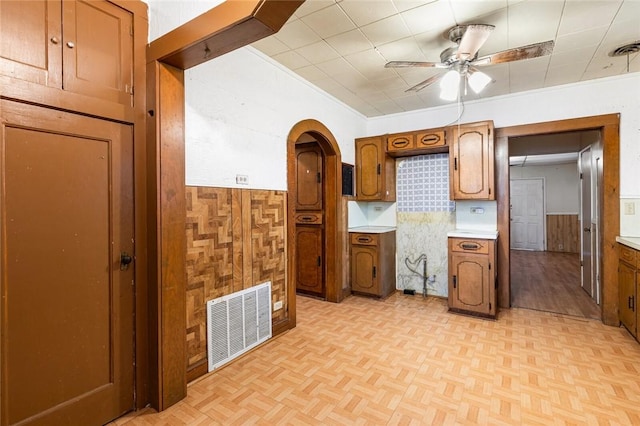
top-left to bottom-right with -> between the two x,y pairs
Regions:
207,281 -> 272,371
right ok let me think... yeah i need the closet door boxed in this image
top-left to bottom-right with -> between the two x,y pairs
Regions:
1,100 -> 135,425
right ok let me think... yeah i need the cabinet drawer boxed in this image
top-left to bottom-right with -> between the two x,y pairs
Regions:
387,134 -> 415,152
619,244 -> 637,267
295,212 -> 323,225
350,233 -> 378,246
449,238 -> 490,254
416,130 -> 446,149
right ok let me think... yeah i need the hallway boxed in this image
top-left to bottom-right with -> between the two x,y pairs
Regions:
510,250 -> 600,319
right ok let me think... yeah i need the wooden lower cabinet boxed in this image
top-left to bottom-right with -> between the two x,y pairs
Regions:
350,230 -> 396,298
448,237 -> 497,318
618,243 -> 638,337
295,225 -> 324,296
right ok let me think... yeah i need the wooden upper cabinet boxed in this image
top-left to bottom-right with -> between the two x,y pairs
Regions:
0,0 -> 62,88
0,0 -> 134,106
450,121 -> 495,200
387,128 -> 447,157
355,136 -> 396,201
295,144 -> 323,211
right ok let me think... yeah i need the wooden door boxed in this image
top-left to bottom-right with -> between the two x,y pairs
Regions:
295,144 -> 323,211
510,178 -> 545,251
355,137 -> 382,200
449,253 -> 490,313
450,123 -> 493,200
295,226 -> 323,295
351,246 -> 378,295
62,0 -> 134,106
0,0 -> 62,88
0,101 -> 134,425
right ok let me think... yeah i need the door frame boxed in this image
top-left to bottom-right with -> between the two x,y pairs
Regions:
287,119 -> 346,307
578,146 -> 594,298
509,177 -> 546,251
495,114 -> 619,325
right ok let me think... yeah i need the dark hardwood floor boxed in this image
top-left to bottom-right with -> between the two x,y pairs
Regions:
510,250 -> 600,320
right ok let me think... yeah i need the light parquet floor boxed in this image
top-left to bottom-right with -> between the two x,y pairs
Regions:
113,293 -> 640,425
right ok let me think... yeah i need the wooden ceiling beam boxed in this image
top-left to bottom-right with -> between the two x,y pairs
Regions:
147,0 -> 303,69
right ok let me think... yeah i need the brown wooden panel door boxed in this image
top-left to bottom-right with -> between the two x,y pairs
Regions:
351,245 -> 378,295
0,0 -> 62,88
451,123 -> 492,200
295,144 -> 323,211
1,101 -> 134,425
355,137 -> 382,200
295,226 -> 323,295
449,253 -> 490,313
619,260 -> 636,335
63,0 -> 133,105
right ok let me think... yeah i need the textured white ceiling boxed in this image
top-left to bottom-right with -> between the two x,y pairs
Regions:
251,0 -> 640,117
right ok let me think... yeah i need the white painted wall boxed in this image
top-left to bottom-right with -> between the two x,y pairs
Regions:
510,163 -> 580,214
368,73 -> 640,235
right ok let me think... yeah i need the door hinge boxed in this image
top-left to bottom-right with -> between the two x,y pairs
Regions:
580,261 -> 583,267
317,172 -> 321,183
489,302 -> 492,310
580,172 -> 583,179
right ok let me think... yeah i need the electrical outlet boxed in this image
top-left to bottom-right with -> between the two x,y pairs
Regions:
273,300 -> 283,311
470,207 -> 485,214
374,206 -> 383,212
624,202 -> 635,215
236,174 -> 249,185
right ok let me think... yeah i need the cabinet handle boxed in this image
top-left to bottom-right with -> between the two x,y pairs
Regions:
300,216 -> 315,222
377,164 -> 381,175
391,138 -> 410,148
454,157 -> 458,170
372,266 -> 377,278
461,243 -> 481,250
317,172 -> 321,183
453,275 -> 457,288
630,296 -> 634,311
317,256 -> 321,267
357,236 -> 372,243
66,41 -> 75,49
420,134 -> 440,145
50,36 -> 60,44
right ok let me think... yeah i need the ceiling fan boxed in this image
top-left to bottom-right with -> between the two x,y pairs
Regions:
385,24 -> 554,100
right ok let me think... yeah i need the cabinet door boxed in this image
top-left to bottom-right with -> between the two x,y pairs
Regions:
355,137 -> 383,200
619,261 -> 636,335
450,122 -> 494,200
295,144 -> 323,211
351,245 -> 379,295
0,0 -> 62,88
449,252 -> 491,314
295,226 -> 323,295
62,0 -> 134,106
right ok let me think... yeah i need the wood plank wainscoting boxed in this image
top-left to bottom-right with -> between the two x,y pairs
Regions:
546,214 -> 580,253
185,187 -> 287,381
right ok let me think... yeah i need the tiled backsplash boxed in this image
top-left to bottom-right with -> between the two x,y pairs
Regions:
397,154 -> 455,212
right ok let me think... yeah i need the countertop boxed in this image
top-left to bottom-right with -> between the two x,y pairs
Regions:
617,236 -> 640,251
348,226 -> 396,234
447,229 -> 499,240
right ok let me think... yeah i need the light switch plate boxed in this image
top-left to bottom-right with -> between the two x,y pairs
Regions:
624,202 -> 635,215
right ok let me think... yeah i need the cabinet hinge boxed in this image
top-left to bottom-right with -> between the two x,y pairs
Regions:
130,26 -> 134,36
580,261 -> 583,267
489,302 -> 492,310
580,172 -> 583,179
125,84 -> 134,95
317,172 -> 321,183
488,262 -> 491,270
488,188 -> 491,195
317,256 -> 321,267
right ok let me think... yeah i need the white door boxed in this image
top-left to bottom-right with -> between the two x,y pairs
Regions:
579,147 -> 593,298
510,178 -> 545,251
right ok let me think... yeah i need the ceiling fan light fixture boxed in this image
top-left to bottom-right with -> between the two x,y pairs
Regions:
440,70 -> 460,100
468,70 -> 491,93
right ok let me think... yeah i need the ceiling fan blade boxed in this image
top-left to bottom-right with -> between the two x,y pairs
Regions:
473,40 -> 555,65
456,24 -> 495,61
385,61 -> 444,68
405,74 -> 443,93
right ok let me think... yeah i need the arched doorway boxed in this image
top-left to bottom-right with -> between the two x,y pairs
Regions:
286,120 -> 346,315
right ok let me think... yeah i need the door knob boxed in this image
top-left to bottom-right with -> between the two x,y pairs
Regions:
120,252 -> 133,271
66,41 -> 75,49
